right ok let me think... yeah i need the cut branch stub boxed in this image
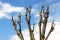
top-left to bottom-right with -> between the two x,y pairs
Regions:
42,4 -> 44,13
50,22 -> 56,32
17,12 -> 21,25
12,14 -> 13,22
12,14 -> 17,32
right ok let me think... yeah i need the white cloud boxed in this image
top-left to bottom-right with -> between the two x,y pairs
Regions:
10,35 -> 20,40
0,1 -> 38,19
10,22 -> 60,40
46,22 -> 60,40
31,8 -> 38,14
0,2 -> 25,12
0,13 -> 6,18
0,1 -> 25,19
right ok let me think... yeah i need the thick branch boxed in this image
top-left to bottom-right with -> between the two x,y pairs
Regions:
25,6 -> 35,40
41,6 -> 49,40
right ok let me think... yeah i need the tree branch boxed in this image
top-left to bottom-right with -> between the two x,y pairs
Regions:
45,22 -> 56,40
41,6 -> 49,40
39,9 -> 42,40
25,6 -> 35,40
17,13 -> 24,40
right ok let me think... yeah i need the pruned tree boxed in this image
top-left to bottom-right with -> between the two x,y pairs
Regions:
11,4 -> 56,40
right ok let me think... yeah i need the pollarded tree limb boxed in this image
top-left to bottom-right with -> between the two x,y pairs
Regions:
45,22 -> 56,40
25,6 -> 35,40
25,6 -> 32,40
41,5 -> 49,40
17,13 -> 22,33
39,4 -> 44,40
17,13 -> 24,40
12,13 -> 24,40
12,14 -> 17,32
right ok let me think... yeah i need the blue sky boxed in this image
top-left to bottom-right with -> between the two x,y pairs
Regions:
0,0 -> 60,40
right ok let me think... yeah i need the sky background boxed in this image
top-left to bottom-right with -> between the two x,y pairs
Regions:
0,0 -> 60,40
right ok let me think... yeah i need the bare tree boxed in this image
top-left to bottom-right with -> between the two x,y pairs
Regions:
11,4 -> 55,40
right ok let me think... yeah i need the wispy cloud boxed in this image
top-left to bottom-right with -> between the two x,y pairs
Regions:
49,2 -> 60,22
0,1 -> 38,19
0,1 -> 25,19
